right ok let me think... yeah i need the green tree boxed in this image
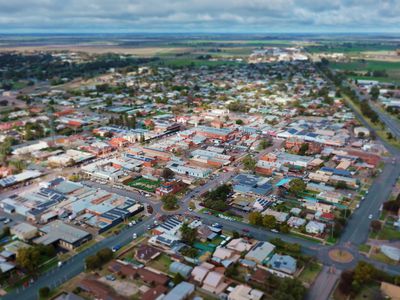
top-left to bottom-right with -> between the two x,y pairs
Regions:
161,194 -> 178,210
370,86 -> 380,101
173,272 -> 185,284
248,211 -> 263,225
243,155 -> 257,171
16,246 -> 43,273
96,248 -> 113,263
298,143 -> 309,155
370,220 -> 382,232
225,262 -> 239,277
180,222 -> 197,245
353,261 -> 376,286
235,119 -> 244,125
263,215 -> 277,229
279,224 -> 290,233
258,139 -> 272,150
85,254 -> 101,270
38,286 -> 50,298
232,231 -> 240,239
288,178 -> 306,196
161,168 -> 175,180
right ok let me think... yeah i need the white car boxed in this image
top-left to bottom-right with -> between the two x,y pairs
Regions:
132,233 -> 137,239
368,214 -> 373,219
356,204 -> 360,208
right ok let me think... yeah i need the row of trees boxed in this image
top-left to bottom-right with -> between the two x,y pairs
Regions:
248,211 -> 290,233
109,113 -> 136,129
318,63 -> 380,124
0,53 -> 155,83
85,248 -> 114,270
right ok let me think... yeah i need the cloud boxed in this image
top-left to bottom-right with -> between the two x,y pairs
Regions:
0,0 -> 399,32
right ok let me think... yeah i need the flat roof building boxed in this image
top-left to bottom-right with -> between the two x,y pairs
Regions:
34,220 -> 91,250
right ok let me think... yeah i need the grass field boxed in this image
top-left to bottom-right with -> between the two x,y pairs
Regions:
358,244 -> 371,253
331,60 -> 400,71
330,60 -> 400,84
127,177 -> 160,192
298,262 -> 322,285
147,253 -> 172,273
374,224 -> 400,240
307,43 -> 398,54
370,250 -> 398,265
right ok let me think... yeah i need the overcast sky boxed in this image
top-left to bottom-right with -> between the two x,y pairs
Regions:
0,0 -> 399,33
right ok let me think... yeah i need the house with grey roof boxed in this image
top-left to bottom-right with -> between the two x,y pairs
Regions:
267,254 -> 297,275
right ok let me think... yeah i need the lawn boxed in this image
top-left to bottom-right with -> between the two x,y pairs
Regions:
331,60 -> 400,71
147,253 -> 172,273
298,262 -> 322,285
374,224 -> 400,240
289,231 -> 323,244
358,244 -> 371,253
127,177 -> 160,193
330,60 -> 400,84
370,251 -> 398,265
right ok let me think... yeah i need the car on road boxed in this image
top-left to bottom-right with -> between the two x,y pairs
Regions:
368,214 -> 373,219
271,229 -> 279,233
212,223 -> 223,229
356,204 -> 360,208
3,218 -> 11,224
132,233 -> 137,239
112,245 -> 122,252
242,228 -> 250,233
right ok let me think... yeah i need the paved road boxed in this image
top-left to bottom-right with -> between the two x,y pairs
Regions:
339,160 -> 400,246
307,266 -> 341,300
2,215 -> 156,300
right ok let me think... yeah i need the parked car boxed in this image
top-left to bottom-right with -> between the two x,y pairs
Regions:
106,275 -> 116,281
368,214 -> 373,219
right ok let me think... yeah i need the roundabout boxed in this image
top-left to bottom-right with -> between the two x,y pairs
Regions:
328,248 -> 354,264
